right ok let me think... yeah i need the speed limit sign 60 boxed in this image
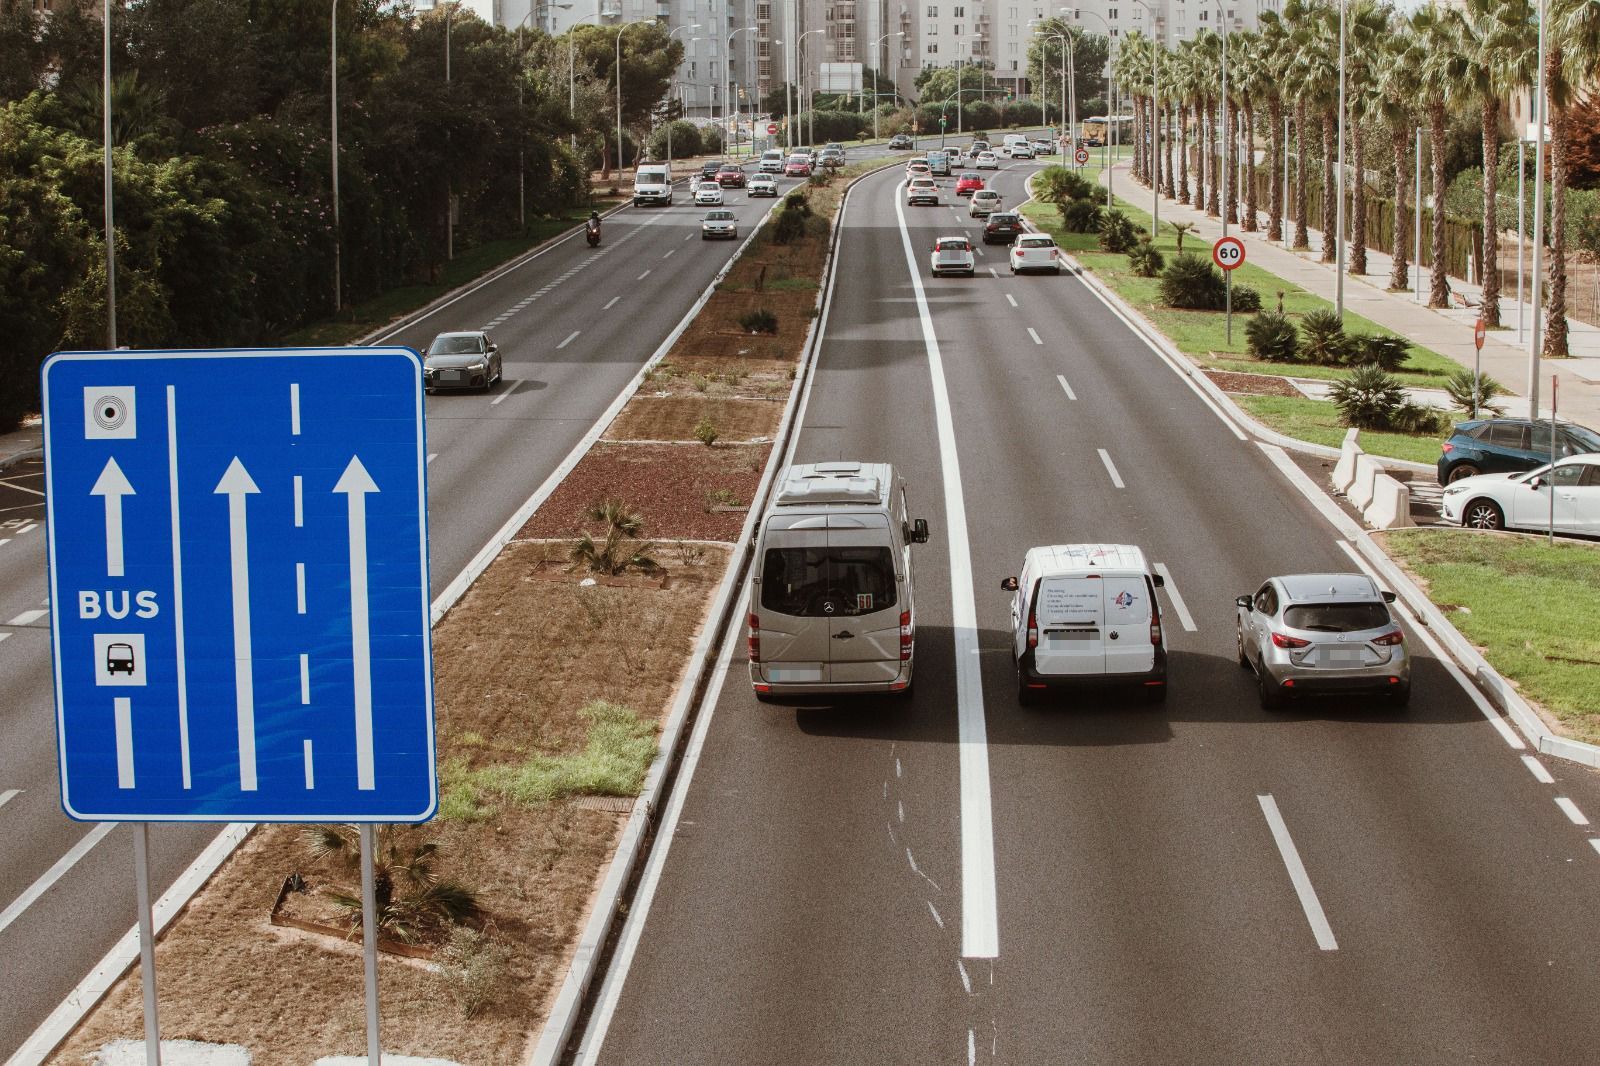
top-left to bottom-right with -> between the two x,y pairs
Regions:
1073,146 -> 1090,165
1212,236 -> 1245,271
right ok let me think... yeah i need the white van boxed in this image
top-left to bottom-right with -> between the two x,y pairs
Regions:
759,148 -> 786,174
633,164 -> 673,206
748,462 -> 930,700
999,543 -> 1168,704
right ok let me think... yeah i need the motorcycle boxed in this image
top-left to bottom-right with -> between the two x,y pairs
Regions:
585,219 -> 602,247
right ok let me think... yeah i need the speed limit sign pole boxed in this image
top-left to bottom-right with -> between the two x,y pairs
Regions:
1213,236 -> 1246,343
1473,317 -> 1486,418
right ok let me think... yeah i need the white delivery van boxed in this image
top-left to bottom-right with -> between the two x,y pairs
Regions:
759,148 -> 786,173
1000,543 -> 1168,704
633,163 -> 673,206
748,462 -> 930,700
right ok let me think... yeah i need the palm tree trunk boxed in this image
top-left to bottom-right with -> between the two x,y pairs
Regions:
1389,123 -> 1410,291
1267,96 -> 1283,242
1225,99 -> 1238,225
1164,105 -> 1176,199
1429,98 -> 1449,308
1321,109 -> 1337,262
1546,59 -> 1570,357
1206,96 -> 1220,216
1480,96 -> 1502,327
1243,104 -> 1259,232
1178,103 -> 1190,204
1351,119 -> 1367,275
1294,99 -> 1310,249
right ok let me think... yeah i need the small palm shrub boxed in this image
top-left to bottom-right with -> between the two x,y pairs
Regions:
1348,333 -> 1412,372
772,204 -> 808,244
1128,238 -> 1165,277
738,308 -> 778,334
1169,221 -> 1196,254
1099,209 -> 1139,253
1329,365 -> 1406,430
1246,311 -> 1300,362
1058,197 -> 1104,233
1158,253 -> 1248,310
305,826 -> 479,943
1298,309 -> 1352,366
571,498 -> 659,575
1035,165 -> 1097,203
1444,368 -> 1508,417
783,191 -> 812,215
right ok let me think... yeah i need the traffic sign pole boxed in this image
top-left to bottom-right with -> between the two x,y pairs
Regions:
134,823 -> 162,1065
362,823 -> 382,1065
1473,317 -> 1486,418
1212,236 -> 1246,345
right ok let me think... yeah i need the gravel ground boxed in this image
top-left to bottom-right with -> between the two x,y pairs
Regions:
1204,369 -> 1303,397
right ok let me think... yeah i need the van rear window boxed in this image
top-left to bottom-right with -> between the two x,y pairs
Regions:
761,547 -> 897,617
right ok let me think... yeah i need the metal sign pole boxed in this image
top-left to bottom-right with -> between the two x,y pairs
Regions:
1226,271 -> 1233,345
1518,136 -> 1526,343
1473,318 -> 1485,419
133,823 -> 162,1065
361,823 -> 382,1065
1548,375 -> 1557,545
1414,126 -> 1422,303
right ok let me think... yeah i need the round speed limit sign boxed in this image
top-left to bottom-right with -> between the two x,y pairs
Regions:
1212,235 -> 1246,271
1074,146 -> 1090,165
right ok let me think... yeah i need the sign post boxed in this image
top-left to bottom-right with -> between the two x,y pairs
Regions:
1473,317 -> 1487,418
43,347 -> 438,1065
1549,374 -> 1558,545
1213,236 -> 1246,344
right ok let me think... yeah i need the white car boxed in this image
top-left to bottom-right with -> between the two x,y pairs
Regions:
906,160 -> 932,179
694,182 -> 724,205
969,189 -> 1002,216
1008,143 -> 1035,159
758,149 -> 785,173
1439,454 -> 1600,536
906,176 -> 941,205
974,151 -> 999,170
748,174 -> 779,197
701,209 -> 737,240
1009,233 -> 1061,275
1031,139 -> 1057,155
930,235 -> 976,276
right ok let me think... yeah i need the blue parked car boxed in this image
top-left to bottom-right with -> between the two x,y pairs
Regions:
1437,417 -> 1600,484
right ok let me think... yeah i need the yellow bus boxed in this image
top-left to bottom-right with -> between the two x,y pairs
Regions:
1080,115 -> 1133,147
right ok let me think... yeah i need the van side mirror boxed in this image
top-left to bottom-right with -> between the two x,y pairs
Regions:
1152,573 -> 1165,588
1000,577 -> 1019,592
1381,590 -> 1397,604
911,518 -> 930,543
1235,595 -> 1253,610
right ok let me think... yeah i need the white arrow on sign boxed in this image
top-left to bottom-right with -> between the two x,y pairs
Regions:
90,457 -> 134,577
214,457 -> 260,792
334,456 -> 379,791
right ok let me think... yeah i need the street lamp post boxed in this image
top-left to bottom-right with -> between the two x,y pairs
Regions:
728,26 -> 756,156
1132,0 -> 1159,236
1071,9 -> 1115,207
957,33 -> 985,136
1528,0 -> 1547,418
102,0 -> 116,348
615,20 -> 652,176
663,26 -> 702,172
872,31 -> 905,142
1333,0 -> 1348,318
797,29 -> 823,148
567,10 -> 602,154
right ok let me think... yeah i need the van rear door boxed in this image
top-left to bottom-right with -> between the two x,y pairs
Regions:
756,526 -> 832,684
824,519 -> 902,685
1032,574 -> 1106,675
1102,573 -> 1156,675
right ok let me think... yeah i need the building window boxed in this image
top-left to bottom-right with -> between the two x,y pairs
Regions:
1199,8 -> 1207,18
690,61 -> 697,78
952,5 -> 964,15
926,42 -> 939,53
954,24 -> 962,35
1108,7 -> 1118,17
926,22 -> 938,33
927,3 -> 937,13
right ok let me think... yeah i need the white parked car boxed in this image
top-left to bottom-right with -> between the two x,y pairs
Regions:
694,182 -> 724,205
969,189 -> 1002,216
974,151 -> 999,170
906,176 -> 941,206
1009,233 -> 1061,275
701,209 -> 737,240
748,174 -> 779,197
1439,454 -> 1600,536
929,235 -> 976,276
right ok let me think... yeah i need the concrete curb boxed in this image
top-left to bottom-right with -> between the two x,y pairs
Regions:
527,158 -> 902,1066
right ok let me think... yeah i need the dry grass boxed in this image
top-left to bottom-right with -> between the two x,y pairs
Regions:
49,542 -> 730,1066
604,396 -> 784,441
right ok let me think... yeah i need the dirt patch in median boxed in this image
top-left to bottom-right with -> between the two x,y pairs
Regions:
604,396 -> 784,442
1204,369 -> 1303,397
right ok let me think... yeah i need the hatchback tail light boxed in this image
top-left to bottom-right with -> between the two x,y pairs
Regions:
1441,442 -> 1454,454
900,610 -> 914,661
1271,632 -> 1311,649
747,612 -> 761,663
1372,630 -> 1404,646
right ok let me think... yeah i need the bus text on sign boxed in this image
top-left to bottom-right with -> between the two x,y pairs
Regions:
1212,236 -> 1245,271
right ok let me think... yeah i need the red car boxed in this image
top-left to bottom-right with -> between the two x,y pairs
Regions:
717,164 -> 746,188
955,172 -> 986,198
784,154 -> 812,177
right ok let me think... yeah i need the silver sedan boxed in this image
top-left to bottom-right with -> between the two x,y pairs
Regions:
422,331 -> 502,393
1235,573 -> 1411,709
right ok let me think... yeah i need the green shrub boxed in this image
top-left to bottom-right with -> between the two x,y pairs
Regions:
1059,197 -> 1104,233
1389,402 -> 1452,436
1246,311 -> 1300,362
693,417 -> 720,446
1298,309 -> 1352,366
1445,368 -> 1508,416
783,191 -> 812,215
772,205 -> 808,244
1348,333 -> 1412,372
1035,165 -> 1097,204
1231,284 -> 1262,312
1329,365 -> 1407,429
1098,209 -> 1138,253
1128,238 -> 1165,277
1158,253 -> 1226,308
737,308 -> 778,334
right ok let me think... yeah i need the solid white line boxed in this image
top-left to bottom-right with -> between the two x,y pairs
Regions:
1266,445 -> 1365,539
292,475 -> 304,528
166,387 -> 191,789
6,609 -> 46,626
1026,327 -> 1043,345
0,822 -> 117,935
1056,374 -> 1077,400
303,740 -> 315,790
0,478 -> 44,496
1097,448 -> 1125,489
895,180 -> 1000,960
557,331 -> 580,349
113,698 -> 134,788
1522,754 -> 1555,784
1006,293 -> 1018,307
637,270 -> 651,280
0,788 -> 17,812
289,382 -> 301,435
1556,798 -> 1590,826
1257,794 -> 1338,951
17,522 -> 37,534
489,382 -> 516,406
604,296 -> 621,310
1153,563 -> 1198,632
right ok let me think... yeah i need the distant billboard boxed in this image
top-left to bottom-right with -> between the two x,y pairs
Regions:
819,62 -> 863,93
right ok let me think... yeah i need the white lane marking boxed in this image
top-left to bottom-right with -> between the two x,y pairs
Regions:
895,179 -> 1000,960
662,248 -> 676,259
0,478 -> 44,496
426,452 -> 438,465
684,233 -> 694,241
897,800 -> 905,822
0,539 -> 9,548
975,246 -> 986,256
1097,448 -> 1125,489
1005,294 -> 1018,307
17,522 -> 38,534
927,900 -> 945,928
1026,327 -> 1043,345
0,788 -> 18,811
604,296 -> 621,310
1556,798 -> 1590,826
299,653 -> 311,705
1522,755 -> 1555,784
989,266 -> 1000,278
295,563 -> 306,614
1056,374 -> 1077,400
1257,794 -> 1338,951
0,822 -> 118,935
6,608 -> 46,626
637,270 -> 652,280
289,382 -> 301,435
1334,539 -> 1524,749
489,381 -> 517,406
557,331 -> 580,349
0,632 -> 10,644
1153,563 -> 1198,632
1591,839 -> 1600,859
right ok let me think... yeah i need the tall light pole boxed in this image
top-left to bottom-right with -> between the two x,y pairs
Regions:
1333,0 -> 1348,318
728,25 -> 756,155
616,20 -> 650,174
1132,0 -> 1160,236
331,0 -> 341,312
1528,0 -> 1548,417
1072,9 -> 1115,206
872,30 -> 905,142
103,0 -> 116,348
797,28 -> 824,147
444,1 -> 459,261
1031,22 -> 1069,137
958,33 -> 984,136
664,24 -> 702,169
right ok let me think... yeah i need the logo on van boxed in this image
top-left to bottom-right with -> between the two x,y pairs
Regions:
1113,590 -> 1137,608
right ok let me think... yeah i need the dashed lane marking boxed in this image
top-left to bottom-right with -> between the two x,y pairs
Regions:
1522,755 -> 1555,784
1097,448 -> 1124,489
1556,798 -> 1590,826
1056,374 -> 1077,400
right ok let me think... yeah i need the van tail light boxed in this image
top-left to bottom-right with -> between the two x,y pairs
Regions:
1150,616 -> 1163,645
900,610 -> 914,661
1271,632 -> 1311,649
1372,630 -> 1404,646
747,612 -> 761,662
1027,603 -> 1038,649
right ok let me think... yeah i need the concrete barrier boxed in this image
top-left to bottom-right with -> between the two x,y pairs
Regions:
1348,454 -> 1382,512
1363,473 -> 1414,530
1331,428 -> 1363,494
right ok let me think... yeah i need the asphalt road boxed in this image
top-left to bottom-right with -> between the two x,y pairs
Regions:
582,156 -> 1600,1064
0,150 -> 872,1061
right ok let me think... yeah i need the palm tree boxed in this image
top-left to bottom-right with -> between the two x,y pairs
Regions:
1174,38 -> 1202,206
1343,0 -> 1391,278
1283,0 -> 1323,249
1256,11 -> 1293,242
1415,3 -> 1463,307
1195,30 -> 1223,217
1289,0 -> 1339,260
1231,31 -> 1265,232
1546,0 -> 1600,356
1374,29 -> 1425,291
1160,48 -> 1177,199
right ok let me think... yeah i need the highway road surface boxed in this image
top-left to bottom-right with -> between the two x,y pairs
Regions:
577,154 -> 1600,1065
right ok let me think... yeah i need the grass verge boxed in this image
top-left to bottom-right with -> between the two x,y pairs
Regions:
1378,529 -> 1600,743
1233,395 -> 1442,465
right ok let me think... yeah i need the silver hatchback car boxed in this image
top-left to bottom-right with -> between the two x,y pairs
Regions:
1235,573 -> 1410,709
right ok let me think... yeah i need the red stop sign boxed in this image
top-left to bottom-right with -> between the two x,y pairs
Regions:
1212,236 -> 1245,271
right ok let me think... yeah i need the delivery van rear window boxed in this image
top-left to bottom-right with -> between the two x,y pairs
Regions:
761,547 -> 897,617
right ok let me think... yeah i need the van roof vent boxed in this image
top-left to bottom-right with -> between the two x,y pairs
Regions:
775,463 -> 884,506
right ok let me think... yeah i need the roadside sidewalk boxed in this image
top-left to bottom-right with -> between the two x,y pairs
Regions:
0,417 -> 42,471
1110,161 -> 1600,430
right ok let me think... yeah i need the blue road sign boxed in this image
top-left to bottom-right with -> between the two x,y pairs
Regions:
42,349 -> 436,822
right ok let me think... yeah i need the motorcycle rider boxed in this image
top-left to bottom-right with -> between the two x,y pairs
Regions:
585,209 -> 601,246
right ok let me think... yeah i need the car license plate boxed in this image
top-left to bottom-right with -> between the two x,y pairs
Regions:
442,370 -> 463,382
1324,648 -> 1363,664
767,666 -> 823,683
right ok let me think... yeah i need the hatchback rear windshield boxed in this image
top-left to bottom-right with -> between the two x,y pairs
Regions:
1563,425 -> 1600,452
761,547 -> 898,617
1283,602 -> 1391,632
